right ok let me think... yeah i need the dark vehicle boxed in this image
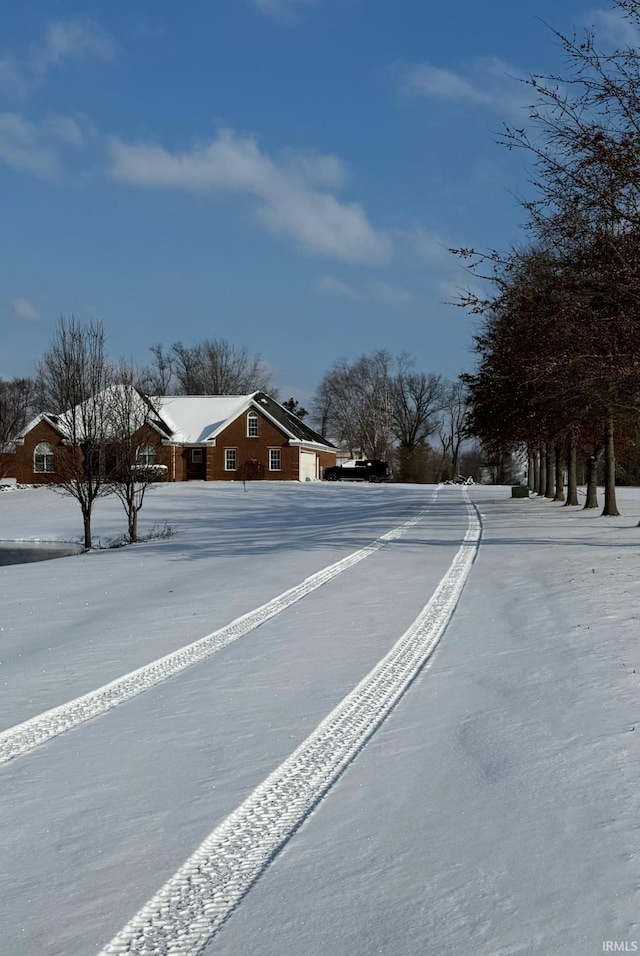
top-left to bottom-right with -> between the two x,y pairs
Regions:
323,459 -> 391,483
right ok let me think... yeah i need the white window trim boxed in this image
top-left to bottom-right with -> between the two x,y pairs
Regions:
247,411 -> 259,438
191,448 -> 203,464
136,444 -> 157,468
268,448 -> 281,472
34,442 -> 55,474
225,448 -> 237,471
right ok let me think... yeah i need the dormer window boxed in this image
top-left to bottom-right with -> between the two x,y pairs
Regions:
247,411 -> 259,438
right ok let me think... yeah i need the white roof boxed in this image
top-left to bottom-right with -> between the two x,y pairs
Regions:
16,389 -> 333,450
153,394 -> 254,443
55,385 -> 156,441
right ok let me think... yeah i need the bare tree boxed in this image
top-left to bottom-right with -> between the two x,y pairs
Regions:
313,351 -> 447,472
136,343 -> 174,395
37,317 -> 114,550
435,379 -> 471,480
107,362 -> 166,543
311,358 -> 360,453
170,338 -> 275,395
391,364 -> 444,481
311,380 -> 332,440
348,351 -> 395,459
0,378 -> 38,477
312,351 -> 395,459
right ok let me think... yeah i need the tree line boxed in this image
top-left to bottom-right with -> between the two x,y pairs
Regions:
312,350 -> 471,482
1,319 -> 471,548
458,0 -> 640,516
2,323 -> 473,510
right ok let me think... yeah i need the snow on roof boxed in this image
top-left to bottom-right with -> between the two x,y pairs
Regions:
15,388 -> 334,449
153,394 -> 254,443
54,385 -> 155,440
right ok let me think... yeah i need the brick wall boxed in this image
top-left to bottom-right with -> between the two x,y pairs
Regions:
5,410 -> 336,485
5,420 -> 66,484
316,450 -> 336,476
205,408 -> 295,480
130,424 -> 174,477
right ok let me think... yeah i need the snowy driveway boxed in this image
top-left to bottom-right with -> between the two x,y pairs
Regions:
2,482 -> 640,955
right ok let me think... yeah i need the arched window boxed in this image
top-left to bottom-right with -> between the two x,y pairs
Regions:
34,442 -> 55,474
136,444 -> 157,467
247,411 -> 259,438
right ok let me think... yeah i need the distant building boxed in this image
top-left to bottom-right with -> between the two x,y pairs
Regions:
3,390 -> 336,484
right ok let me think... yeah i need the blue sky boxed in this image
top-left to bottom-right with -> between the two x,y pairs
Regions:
0,0 -> 629,401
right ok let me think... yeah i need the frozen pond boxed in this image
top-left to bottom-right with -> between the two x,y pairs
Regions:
0,541 -> 83,566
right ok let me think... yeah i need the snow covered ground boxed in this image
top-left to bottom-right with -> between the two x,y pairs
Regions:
1,480 -> 640,955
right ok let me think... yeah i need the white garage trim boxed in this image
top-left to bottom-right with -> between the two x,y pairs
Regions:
299,449 -> 317,481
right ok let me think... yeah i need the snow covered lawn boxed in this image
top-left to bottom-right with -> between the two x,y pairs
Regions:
1,481 -> 640,955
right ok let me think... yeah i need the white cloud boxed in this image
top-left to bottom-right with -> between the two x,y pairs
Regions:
108,129 -> 390,263
0,111 -> 86,178
43,114 -> 84,147
252,0 -> 318,19
35,20 -> 116,73
0,20 -> 115,103
0,59 -> 28,100
282,149 -> 348,189
392,225 -> 479,307
0,113 -> 62,178
366,280 -> 414,307
315,275 -> 364,300
315,275 -> 415,308
12,297 -> 37,320
398,226 -> 454,269
588,8 -> 640,48
405,65 -> 485,103
403,57 -> 533,121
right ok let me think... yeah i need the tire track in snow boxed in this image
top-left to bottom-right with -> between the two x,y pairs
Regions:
99,490 -> 481,956
0,490 -> 441,766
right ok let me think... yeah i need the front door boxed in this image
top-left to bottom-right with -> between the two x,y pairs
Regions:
186,447 -> 206,480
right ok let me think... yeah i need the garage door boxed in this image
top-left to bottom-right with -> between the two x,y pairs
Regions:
299,450 -> 317,481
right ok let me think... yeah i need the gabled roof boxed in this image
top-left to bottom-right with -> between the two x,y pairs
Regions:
250,392 -> 335,448
15,386 -> 168,443
152,394 -> 254,443
153,392 -> 335,448
14,388 -> 335,450
13,412 -> 66,442
43,385 -> 168,442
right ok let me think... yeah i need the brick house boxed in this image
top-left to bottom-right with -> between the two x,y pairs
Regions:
3,390 -> 336,484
